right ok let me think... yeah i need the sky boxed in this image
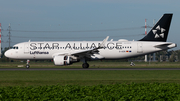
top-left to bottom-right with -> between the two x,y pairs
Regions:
0,0 -> 180,50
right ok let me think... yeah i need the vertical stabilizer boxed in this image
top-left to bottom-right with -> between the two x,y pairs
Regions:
139,14 -> 173,42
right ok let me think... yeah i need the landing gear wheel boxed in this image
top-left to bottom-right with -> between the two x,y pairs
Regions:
26,65 -> 30,69
82,63 -> 89,68
26,59 -> 30,69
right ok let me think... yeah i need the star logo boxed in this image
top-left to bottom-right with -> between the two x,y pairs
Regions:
152,25 -> 166,38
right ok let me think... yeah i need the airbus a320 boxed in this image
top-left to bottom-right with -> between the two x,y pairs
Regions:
5,14 -> 176,68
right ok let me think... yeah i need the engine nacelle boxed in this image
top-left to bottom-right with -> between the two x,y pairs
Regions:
53,56 -> 71,66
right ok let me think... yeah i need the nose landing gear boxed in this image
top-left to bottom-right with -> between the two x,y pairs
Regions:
26,60 -> 30,69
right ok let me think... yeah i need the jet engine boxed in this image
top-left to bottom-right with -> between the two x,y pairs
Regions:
53,55 -> 72,66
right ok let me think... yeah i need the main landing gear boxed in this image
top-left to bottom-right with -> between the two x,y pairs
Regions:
26,59 -> 30,69
81,58 -> 89,68
82,63 -> 89,68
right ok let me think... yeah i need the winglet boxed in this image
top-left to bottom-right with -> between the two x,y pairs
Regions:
99,36 -> 109,48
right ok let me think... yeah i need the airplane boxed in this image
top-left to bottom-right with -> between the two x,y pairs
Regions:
5,14 -> 176,69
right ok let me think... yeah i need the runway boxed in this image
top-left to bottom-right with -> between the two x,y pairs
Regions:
1,68 -> 180,71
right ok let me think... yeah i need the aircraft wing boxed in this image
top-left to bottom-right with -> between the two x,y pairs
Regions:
52,36 -> 109,59
71,36 -> 109,57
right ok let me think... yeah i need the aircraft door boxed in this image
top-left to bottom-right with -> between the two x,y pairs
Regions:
24,43 -> 29,54
137,43 -> 143,53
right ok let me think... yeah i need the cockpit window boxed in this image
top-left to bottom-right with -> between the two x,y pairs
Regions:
12,46 -> 18,49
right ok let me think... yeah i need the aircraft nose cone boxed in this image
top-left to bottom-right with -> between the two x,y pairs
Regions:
5,50 -> 11,58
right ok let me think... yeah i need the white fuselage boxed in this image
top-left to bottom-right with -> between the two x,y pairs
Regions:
5,40 -> 176,60
4,14 -> 176,68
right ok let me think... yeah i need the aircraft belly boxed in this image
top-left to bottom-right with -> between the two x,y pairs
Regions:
99,49 -> 134,59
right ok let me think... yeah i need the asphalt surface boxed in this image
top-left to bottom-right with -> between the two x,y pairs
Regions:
1,68 -> 180,71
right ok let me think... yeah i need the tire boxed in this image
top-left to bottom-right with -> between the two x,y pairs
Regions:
26,65 -> 30,69
82,63 -> 89,68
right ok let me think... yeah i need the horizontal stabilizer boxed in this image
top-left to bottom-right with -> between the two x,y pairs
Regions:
154,43 -> 172,48
154,43 -> 177,49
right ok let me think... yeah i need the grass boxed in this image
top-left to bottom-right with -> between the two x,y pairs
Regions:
1,61 -> 180,100
0,61 -> 180,68
0,70 -> 180,86
0,61 -> 180,86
